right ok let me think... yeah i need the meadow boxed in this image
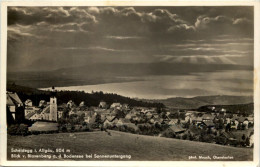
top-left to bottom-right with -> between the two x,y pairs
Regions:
7,130 -> 253,161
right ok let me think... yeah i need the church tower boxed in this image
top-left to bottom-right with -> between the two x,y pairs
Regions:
49,86 -> 57,121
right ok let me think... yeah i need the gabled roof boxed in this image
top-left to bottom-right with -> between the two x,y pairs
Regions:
7,92 -> 23,107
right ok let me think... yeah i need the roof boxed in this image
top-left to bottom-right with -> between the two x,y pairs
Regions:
6,92 -> 23,107
118,118 -> 131,124
221,132 -> 236,139
25,111 -> 36,119
42,105 -> 50,114
192,116 -> 203,122
168,125 -> 185,133
168,119 -> 178,125
125,123 -> 139,131
238,117 -> 247,123
202,120 -> 215,127
202,114 -> 214,120
111,103 -> 121,107
106,116 -> 116,122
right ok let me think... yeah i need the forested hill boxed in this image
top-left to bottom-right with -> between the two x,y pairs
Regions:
7,83 -> 165,108
148,95 -> 253,109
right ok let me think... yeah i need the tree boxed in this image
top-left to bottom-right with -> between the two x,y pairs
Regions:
95,113 -> 102,124
225,123 -> 231,132
245,137 -> 250,146
242,134 -> 246,141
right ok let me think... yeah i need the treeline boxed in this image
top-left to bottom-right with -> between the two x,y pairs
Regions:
7,83 -> 165,108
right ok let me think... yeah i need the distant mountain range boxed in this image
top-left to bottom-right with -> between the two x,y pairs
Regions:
145,95 -> 253,109
7,62 -> 252,88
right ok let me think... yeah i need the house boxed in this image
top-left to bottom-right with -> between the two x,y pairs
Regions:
191,116 -> 203,125
125,113 -> 134,120
103,119 -> 113,128
6,92 -> 24,123
185,115 -> 192,123
249,134 -> 254,147
146,114 -> 154,120
110,103 -> 122,109
99,101 -> 108,109
84,114 -> 96,124
125,123 -> 139,131
247,117 -> 254,124
164,124 -> 185,134
26,87 -> 57,122
153,118 -> 164,124
122,104 -> 130,110
39,100 -> 47,107
25,99 -> 33,107
202,120 -> 215,128
116,118 -> 132,126
79,101 -> 85,107
168,119 -> 179,126
219,132 -> 237,145
58,110 -> 63,118
25,106 -> 41,116
69,108 -> 77,116
67,100 -> 76,108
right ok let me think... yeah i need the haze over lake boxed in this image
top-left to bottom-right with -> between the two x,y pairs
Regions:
40,71 -> 253,99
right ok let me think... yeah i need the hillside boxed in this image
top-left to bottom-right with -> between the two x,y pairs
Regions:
197,103 -> 254,115
7,131 -> 252,161
7,83 -> 164,108
149,95 -> 253,109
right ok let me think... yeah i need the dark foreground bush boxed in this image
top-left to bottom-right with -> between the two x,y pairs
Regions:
8,124 -> 29,136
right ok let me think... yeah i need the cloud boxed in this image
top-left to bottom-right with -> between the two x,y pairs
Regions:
8,7 -> 97,25
106,35 -> 143,40
233,17 -> 251,25
7,6 -> 254,72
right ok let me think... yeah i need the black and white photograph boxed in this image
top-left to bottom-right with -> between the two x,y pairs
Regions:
1,1 -> 259,166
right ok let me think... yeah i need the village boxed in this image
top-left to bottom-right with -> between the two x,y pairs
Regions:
7,87 -> 254,148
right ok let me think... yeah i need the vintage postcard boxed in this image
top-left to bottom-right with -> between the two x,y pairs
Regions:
0,1 -> 259,167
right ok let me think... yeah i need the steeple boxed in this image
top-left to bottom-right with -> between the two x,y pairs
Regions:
51,86 -> 57,97
50,86 -> 57,121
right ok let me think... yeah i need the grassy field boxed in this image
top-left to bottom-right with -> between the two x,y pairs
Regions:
7,130 -> 253,161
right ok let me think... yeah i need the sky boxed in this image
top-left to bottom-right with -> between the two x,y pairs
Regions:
7,6 -> 254,98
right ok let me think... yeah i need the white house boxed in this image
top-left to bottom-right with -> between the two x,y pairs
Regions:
25,99 -> 33,107
110,103 -> 122,110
